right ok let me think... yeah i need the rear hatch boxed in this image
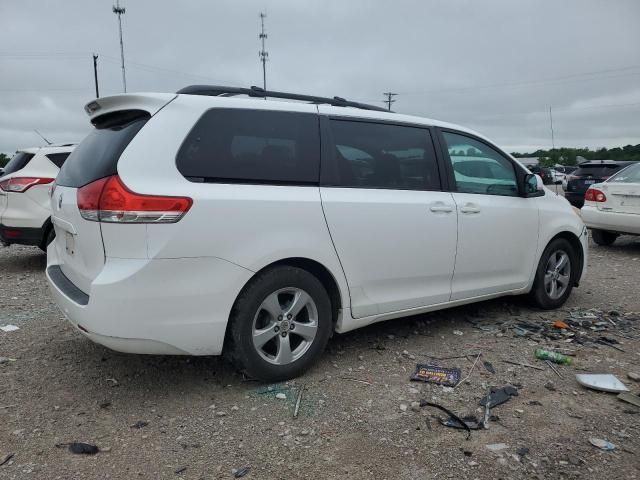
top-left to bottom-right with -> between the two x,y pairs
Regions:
50,94 -> 174,294
0,152 -> 35,223
567,164 -> 622,195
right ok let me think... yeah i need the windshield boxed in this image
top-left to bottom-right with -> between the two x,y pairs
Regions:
608,163 -> 640,183
2,152 -> 35,176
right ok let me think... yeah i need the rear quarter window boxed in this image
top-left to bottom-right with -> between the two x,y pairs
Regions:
46,152 -> 71,169
56,111 -> 150,188
574,165 -> 621,177
2,152 -> 35,176
176,109 -> 320,184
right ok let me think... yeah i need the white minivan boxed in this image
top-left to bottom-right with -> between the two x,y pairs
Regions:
46,86 -> 588,381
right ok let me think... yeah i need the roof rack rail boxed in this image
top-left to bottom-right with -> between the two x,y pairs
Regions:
176,85 -> 389,112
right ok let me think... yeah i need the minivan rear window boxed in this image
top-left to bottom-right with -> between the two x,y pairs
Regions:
46,152 -> 71,169
176,109 -> 320,184
56,110 -> 150,188
2,152 -> 35,176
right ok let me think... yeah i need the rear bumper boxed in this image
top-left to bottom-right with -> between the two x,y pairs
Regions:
0,223 -> 45,246
564,192 -> 585,208
46,246 -> 254,355
582,206 -> 640,235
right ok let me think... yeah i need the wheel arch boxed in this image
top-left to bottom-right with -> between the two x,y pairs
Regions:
224,257 -> 345,350
547,231 -> 584,287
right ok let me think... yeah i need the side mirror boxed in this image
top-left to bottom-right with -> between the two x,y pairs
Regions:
524,173 -> 544,197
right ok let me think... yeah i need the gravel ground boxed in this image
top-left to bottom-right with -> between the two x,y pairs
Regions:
1,238 -> 639,479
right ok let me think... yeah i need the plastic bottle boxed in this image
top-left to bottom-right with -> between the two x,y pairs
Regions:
535,348 -> 572,365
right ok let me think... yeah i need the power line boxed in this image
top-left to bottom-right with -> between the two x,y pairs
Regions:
383,92 -> 397,111
258,12 -> 269,93
112,0 -> 127,93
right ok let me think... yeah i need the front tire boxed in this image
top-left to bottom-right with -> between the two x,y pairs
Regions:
227,266 -> 332,382
529,238 -> 577,309
591,229 -> 618,246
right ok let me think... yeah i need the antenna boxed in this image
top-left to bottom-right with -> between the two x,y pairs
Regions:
113,0 -> 127,93
92,53 -> 100,98
34,130 -> 52,145
383,92 -> 397,111
258,12 -> 269,94
549,106 -> 555,150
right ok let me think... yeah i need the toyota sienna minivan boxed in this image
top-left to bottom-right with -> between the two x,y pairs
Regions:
47,85 -> 588,381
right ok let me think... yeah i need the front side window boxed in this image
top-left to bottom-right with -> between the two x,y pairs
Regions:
325,120 -> 440,190
176,109 -> 320,184
442,131 -> 518,196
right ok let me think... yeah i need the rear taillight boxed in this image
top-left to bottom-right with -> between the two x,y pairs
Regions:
77,175 -> 192,223
585,188 -> 607,202
0,177 -> 54,193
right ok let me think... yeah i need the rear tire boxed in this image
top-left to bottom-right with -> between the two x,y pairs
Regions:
591,229 -> 618,246
529,238 -> 577,310
227,266 -> 332,382
39,226 -> 55,252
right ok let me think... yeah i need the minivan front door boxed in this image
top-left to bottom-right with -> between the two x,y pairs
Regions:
439,130 -> 539,300
319,114 -> 457,318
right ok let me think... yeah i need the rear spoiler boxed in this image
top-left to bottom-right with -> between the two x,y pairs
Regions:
84,93 -> 177,123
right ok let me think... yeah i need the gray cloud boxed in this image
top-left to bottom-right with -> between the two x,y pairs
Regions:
1,0 -> 639,154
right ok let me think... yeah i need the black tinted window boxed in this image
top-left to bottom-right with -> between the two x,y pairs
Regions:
176,109 -> 320,184
574,165 -> 622,178
56,111 -> 149,188
324,120 -> 440,190
46,152 -> 71,169
2,152 -> 35,176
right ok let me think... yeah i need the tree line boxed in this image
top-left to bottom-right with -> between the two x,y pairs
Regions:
511,144 -> 640,167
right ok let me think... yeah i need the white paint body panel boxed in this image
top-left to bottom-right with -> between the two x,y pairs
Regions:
45,92 -> 588,356
582,181 -> 640,235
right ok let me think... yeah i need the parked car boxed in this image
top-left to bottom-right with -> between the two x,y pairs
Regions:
582,162 -> 640,245
46,86 -> 588,381
0,145 -> 75,249
559,166 -> 578,190
564,160 -> 637,208
528,165 -> 555,185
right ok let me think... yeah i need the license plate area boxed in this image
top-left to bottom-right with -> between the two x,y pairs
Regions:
65,232 -> 75,255
619,196 -> 640,207
584,180 -> 595,185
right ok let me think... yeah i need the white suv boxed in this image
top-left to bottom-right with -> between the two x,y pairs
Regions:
46,86 -> 588,381
0,145 -> 75,250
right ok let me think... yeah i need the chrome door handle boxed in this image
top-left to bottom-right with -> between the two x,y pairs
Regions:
460,204 -> 480,214
429,204 -> 454,213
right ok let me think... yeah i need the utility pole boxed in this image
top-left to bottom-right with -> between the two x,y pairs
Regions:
549,106 -> 555,150
383,92 -> 397,111
258,12 -> 269,93
113,0 -> 127,93
92,54 -> 100,98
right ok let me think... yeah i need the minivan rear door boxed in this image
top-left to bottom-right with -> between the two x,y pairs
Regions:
51,110 -> 152,294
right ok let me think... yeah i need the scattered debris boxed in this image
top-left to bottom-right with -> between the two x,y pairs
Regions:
516,447 -> 529,457
105,378 -> 119,387
589,438 -> 616,451
411,364 -> 461,387
399,404 -> 408,412
0,405 -> 16,410
339,377 -> 372,386
0,325 -> 19,333
486,443 -> 509,452
275,393 -> 287,400
545,360 -> 563,378
535,349 -> 572,365
479,386 -> 518,408
174,466 -> 187,474
0,453 -> 14,466
419,400 -> 471,439
552,320 -> 569,329
0,357 -> 17,364
455,353 -> 482,388
130,420 -> 148,429
232,466 -> 251,478
544,382 -> 556,391
628,372 -> 640,382
501,359 -> 544,371
617,392 -> 640,408
442,414 -> 484,430
293,385 -> 304,418
453,330 -> 463,336
576,374 -> 629,393
56,442 -> 99,455
483,360 -> 496,374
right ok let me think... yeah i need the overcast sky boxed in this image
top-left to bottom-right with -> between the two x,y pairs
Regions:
1,0 -> 639,155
